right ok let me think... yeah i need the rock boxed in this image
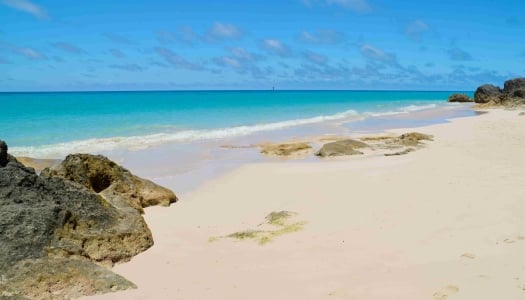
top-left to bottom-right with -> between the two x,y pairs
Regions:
398,132 -> 433,146
41,154 -> 177,213
448,94 -> 473,103
315,139 -> 366,157
0,258 -> 135,300
260,142 -> 312,156
0,143 -> 157,299
503,78 -> 525,96
474,84 -> 502,103
0,140 -> 7,167
520,112 -> 525,116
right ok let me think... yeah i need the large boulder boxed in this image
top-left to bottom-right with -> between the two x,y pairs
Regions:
474,84 -> 502,103
448,93 -> 473,103
315,139 -> 367,157
503,78 -> 525,98
41,154 -> 177,213
0,140 -> 169,299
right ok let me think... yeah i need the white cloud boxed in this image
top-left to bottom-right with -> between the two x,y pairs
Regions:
360,44 -> 396,63
303,51 -> 328,64
299,29 -> 346,44
0,0 -> 47,19
208,22 -> 242,41
261,39 -> 292,57
405,20 -> 429,41
18,47 -> 46,59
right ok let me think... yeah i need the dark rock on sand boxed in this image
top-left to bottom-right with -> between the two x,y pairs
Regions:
474,84 -> 502,103
0,141 -> 177,299
259,142 -> 312,156
315,139 -> 367,157
471,78 -> 525,107
503,78 -> 525,96
41,154 -> 177,213
448,93 -> 473,103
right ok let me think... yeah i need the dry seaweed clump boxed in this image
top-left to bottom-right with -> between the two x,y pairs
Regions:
210,211 -> 306,245
259,142 -> 312,157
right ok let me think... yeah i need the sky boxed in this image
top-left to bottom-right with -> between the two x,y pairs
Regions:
0,0 -> 524,91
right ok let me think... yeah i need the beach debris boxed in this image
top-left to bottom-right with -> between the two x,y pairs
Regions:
461,253 -> 476,259
259,142 -> 312,157
384,148 -> 415,156
0,140 -> 177,299
210,211 -> 306,245
41,153 -> 178,213
448,93 -> 473,103
315,139 -> 367,157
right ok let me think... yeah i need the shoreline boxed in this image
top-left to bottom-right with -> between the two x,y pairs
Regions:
15,103 -> 477,197
85,107 -> 525,299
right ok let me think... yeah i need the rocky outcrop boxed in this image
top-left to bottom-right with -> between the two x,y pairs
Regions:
315,139 -> 367,157
474,84 -> 502,103
0,141 -> 177,299
41,154 -> 177,213
472,78 -> 525,106
259,142 -> 312,157
448,94 -> 473,103
503,78 -> 525,96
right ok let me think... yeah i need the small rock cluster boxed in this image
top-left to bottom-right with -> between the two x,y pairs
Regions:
258,132 -> 433,158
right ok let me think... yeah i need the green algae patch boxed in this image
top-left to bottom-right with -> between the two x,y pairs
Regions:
210,211 -> 306,245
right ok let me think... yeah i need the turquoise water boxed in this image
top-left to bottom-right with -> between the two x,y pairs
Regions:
0,90 -> 470,157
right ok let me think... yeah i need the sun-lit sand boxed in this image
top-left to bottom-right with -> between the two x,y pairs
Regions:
85,108 -> 525,300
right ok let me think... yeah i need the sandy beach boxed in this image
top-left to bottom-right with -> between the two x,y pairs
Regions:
84,108 -> 525,300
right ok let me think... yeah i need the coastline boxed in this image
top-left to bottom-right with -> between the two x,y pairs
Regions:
84,107 -> 525,299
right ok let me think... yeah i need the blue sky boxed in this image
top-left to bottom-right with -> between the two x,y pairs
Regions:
0,0 -> 524,91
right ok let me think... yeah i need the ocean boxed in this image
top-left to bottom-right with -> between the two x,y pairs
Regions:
0,90 -> 474,159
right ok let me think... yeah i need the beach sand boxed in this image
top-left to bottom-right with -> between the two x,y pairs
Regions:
85,108 -> 525,300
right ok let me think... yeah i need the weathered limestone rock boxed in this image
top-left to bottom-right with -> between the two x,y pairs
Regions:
260,142 -> 312,156
0,258 -> 135,300
315,139 -> 367,157
474,84 -> 502,103
398,132 -> 433,146
0,140 -> 176,299
448,93 -> 473,103
41,154 -> 177,213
